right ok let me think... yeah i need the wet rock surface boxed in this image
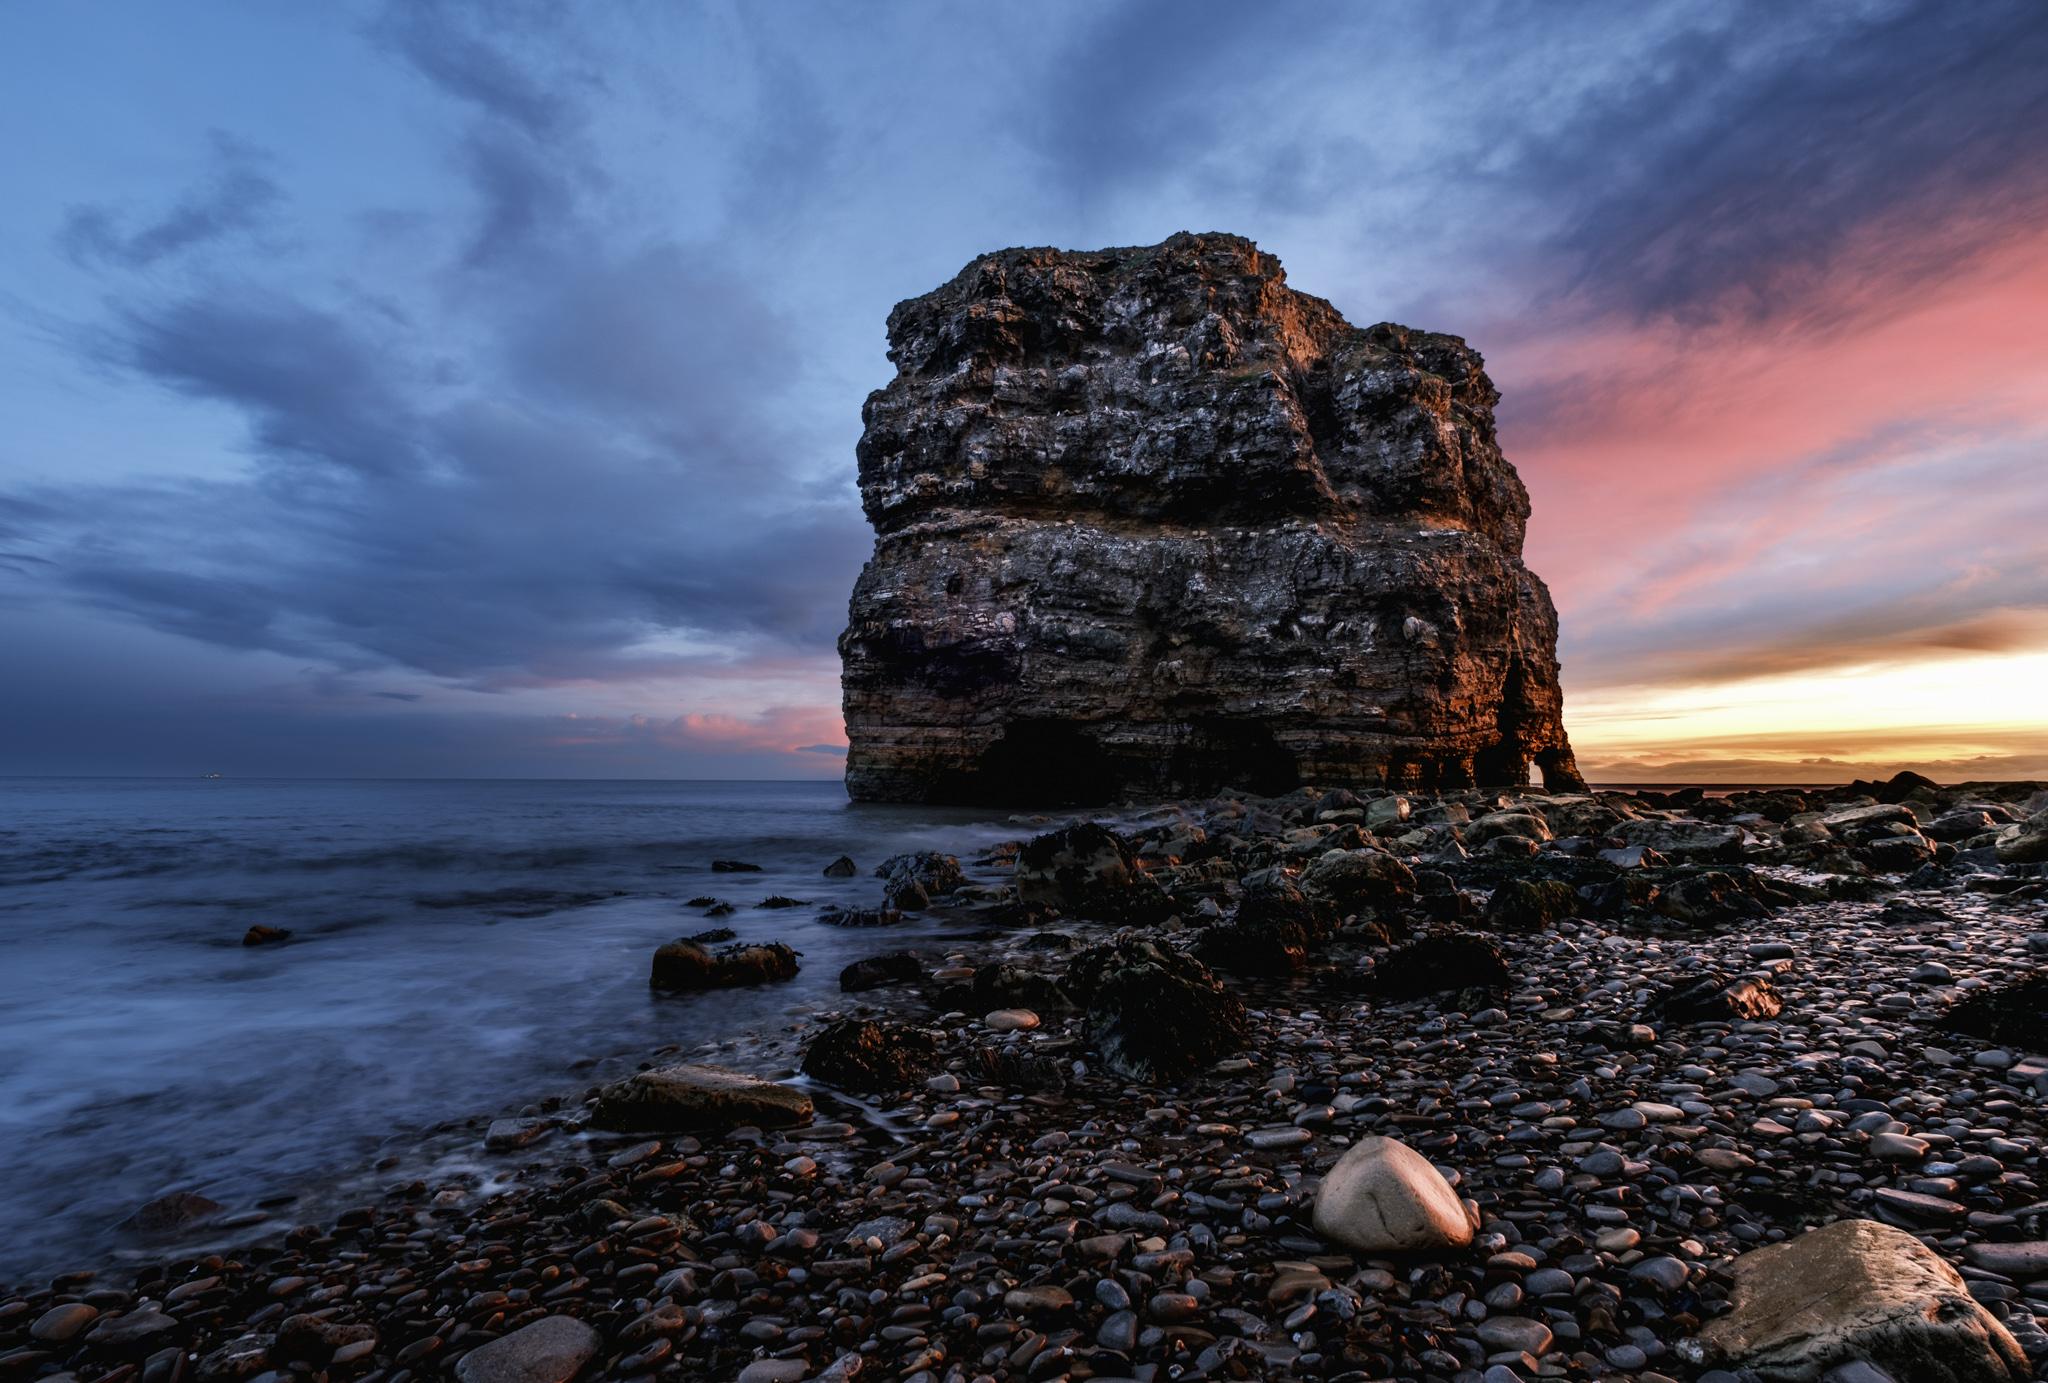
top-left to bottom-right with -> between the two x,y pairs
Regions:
839,232 -> 1585,805
9,774 -> 2048,1383
649,939 -> 800,991
800,1019 -> 941,1094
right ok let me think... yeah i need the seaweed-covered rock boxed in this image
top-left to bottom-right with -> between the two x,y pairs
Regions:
1656,870 -> 1768,924
969,961 -> 1072,1013
1301,847 -> 1416,913
1482,879 -> 1579,931
874,851 -> 966,910
1937,974 -> 2048,1051
1015,822 -> 1169,920
817,906 -> 904,928
839,951 -> 922,992
1369,933 -> 1510,1002
1193,873 -> 1337,975
1068,936 -> 1248,1083
800,1019 -> 940,1093
971,1043 -> 1068,1092
649,939 -> 799,991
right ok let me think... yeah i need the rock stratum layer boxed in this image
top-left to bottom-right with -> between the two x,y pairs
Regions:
840,232 -> 1584,804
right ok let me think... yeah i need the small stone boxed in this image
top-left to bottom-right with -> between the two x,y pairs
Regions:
1869,1132 -> 1929,1163
1475,1316 -> 1553,1355
1630,1256 -> 1690,1292
737,1363 -> 809,1383
1247,1126 -> 1313,1151
30,1304 -> 99,1344
486,1118 -> 548,1151
984,1008 -> 1040,1032
1002,1285 -> 1074,1317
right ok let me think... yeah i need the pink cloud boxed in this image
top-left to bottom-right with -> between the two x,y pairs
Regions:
1489,220 -> 2048,614
548,704 -> 847,759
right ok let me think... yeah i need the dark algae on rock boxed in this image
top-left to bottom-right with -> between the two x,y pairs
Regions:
840,232 -> 1585,805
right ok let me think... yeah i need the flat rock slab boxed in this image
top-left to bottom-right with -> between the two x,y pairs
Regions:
455,1316 -> 599,1383
1681,1218 -> 2026,1381
591,1062 -> 812,1134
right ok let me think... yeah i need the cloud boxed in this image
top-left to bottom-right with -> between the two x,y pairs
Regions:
366,1 -> 579,139
58,133 -> 283,270
10,9 -> 871,704
1530,3 -> 2048,327
548,705 -> 846,759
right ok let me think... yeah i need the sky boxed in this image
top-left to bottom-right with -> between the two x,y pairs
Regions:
1,0 -> 2044,783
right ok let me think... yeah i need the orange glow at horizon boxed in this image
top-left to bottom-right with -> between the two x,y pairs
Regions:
1566,648 -> 2048,781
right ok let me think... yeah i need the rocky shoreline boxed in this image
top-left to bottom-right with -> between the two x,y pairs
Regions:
7,773 -> 2048,1383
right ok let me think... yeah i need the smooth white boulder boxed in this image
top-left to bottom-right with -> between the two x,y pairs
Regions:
1310,1135 -> 1473,1254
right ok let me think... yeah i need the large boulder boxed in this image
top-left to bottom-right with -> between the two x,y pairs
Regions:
1482,879 -> 1578,931
800,1019 -> 940,1093
1612,817 -> 1748,864
1311,1135 -> 1475,1255
1014,822 -> 1169,920
1655,869 -> 1770,924
1995,814 -> 2048,864
1193,872 -> 1337,976
1464,811 -> 1552,847
1067,936 -> 1248,1083
1301,847 -> 1415,913
1677,1218 -> 2025,1381
838,232 -> 1586,805
591,1063 -> 812,1133
839,951 -> 922,992
649,939 -> 798,991
874,851 -> 966,909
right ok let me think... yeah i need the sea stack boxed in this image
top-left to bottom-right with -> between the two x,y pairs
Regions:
840,232 -> 1585,804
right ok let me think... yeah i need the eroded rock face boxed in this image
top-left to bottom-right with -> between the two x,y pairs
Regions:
840,232 -> 1584,805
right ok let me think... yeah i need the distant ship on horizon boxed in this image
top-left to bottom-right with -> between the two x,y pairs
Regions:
200,772 -> 223,780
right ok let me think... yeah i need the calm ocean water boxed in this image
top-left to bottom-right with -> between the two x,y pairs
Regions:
0,777 -> 1024,1284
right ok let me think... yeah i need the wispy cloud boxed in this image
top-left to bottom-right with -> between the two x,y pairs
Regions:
58,133 -> 283,271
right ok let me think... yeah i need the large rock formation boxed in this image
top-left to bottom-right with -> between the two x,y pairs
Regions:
840,232 -> 1584,805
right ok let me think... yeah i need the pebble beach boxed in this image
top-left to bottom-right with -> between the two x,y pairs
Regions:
7,772 -> 2048,1383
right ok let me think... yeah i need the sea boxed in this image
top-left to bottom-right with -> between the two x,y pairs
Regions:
0,777 -> 1028,1285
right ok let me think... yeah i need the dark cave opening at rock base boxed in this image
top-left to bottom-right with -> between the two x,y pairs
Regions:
966,720 -> 1120,806
959,717 -> 1302,806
